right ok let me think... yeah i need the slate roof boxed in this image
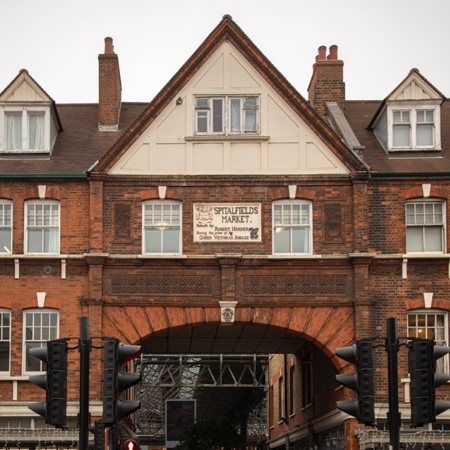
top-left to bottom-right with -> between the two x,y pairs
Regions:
1,15 -> 449,178
0,103 -> 147,175
344,99 -> 450,174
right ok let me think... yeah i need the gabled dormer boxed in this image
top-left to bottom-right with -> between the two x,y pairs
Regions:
369,69 -> 445,154
0,69 -> 62,154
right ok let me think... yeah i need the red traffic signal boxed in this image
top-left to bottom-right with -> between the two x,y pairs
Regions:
121,438 -> 139,450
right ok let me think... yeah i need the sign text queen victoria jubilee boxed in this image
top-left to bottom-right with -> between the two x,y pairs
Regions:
194,204 -> 261,242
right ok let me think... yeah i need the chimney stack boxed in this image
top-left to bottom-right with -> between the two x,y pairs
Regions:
307,45 -> 345,116
98,37 -> 122,131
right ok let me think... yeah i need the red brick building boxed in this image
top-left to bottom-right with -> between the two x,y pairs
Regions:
1,14 -> 450,450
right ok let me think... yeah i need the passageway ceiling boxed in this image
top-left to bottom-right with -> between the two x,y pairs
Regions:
142,324 -> 307,354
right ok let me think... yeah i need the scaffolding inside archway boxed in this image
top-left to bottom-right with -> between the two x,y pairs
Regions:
135,353 -> 269,445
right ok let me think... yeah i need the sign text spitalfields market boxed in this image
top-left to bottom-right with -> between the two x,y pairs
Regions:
193,204 -> 261,242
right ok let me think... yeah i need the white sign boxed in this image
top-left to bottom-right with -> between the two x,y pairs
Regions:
193,203 -> 261,242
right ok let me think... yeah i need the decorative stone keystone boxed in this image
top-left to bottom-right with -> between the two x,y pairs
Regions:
37,292 -> 47,308
219,301 -> 238,326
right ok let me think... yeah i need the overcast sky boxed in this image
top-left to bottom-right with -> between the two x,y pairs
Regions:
1,0 -> 449,104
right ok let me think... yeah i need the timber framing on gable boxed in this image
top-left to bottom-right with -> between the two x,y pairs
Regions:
95,15 -> 367,174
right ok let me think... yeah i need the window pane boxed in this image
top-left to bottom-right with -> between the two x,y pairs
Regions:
28,229 -> 43,252
197,111 -> 207,133
196,98 -> 208,108
145,228 -> 162,253
162,228 -> 180,253
0,229 -> 11,252
417,124 -> 433,146
245,98 -> 257,108
245,110 -> 257,132
424,226 -> 443,252
274,228 -> 290,253
212,99 -> 223,133
230,99 -> 241,132
393,124 -> 410,146
282,205 -> 291,224
50,313 -> 57,327
6,114 -> 22,150
274,205 -> 283,225
406,227 -> 423,252
26,343 -> 42,372
292,227 -> 309,253
44,228 -> 59,252
0,342 -> 9,372
29,115 -> 44,150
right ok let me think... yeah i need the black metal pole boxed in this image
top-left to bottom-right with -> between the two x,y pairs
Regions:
79,316 -> 91,450
386,317 -> 401,450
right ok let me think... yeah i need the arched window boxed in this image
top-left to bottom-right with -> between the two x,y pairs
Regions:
407,309 -> 448,372
0,308 -> 11,375
23,309 -> 59,374
142,201 -> 182,254
0,200 -> 12,253
25,200 -> 60,254
272,200 -> 312,254
406,199 -> 445,253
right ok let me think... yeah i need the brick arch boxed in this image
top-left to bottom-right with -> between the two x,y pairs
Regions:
139,188 -> 179,201
102,304 -> 355,370
403,186 -> 449,200
405,298 -> 450,311
0,187 -> 13,200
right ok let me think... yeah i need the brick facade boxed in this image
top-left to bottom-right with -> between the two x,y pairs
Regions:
1,14 -> 450,450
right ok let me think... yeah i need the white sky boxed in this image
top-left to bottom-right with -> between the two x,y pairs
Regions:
1,0 -> 449,104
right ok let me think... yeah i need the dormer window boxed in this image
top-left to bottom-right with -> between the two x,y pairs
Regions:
0,69 -> 61,154
370,70 -> 443,154
391,106 -> 437,150
195,96 -> 259,135
3,108 -> 48,153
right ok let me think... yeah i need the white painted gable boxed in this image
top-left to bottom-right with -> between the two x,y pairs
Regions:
0,70 -> 51,103
110,41 -> 350,175
389,72 -> 442,101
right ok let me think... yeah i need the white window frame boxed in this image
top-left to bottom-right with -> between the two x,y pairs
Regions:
1,106 -> 50,153
387,102 -> 441,151
407,309 -> 448,373
405,199 -> 445,254
272,200 -> 312,255
0,200 -> 12,254
23,309 -> 59,375
24,200 -> 60,254
0,309 -> 11,376
142,200 -> 182,255
195,96 -> 260,135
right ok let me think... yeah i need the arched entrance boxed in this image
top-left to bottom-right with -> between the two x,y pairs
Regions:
102,306 -> 355,449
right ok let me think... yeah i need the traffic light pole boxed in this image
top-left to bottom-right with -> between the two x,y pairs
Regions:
79,316 -> 91,450
386,318 -> 400,450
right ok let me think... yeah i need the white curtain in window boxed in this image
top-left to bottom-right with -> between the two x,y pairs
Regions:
245,110 -> 257,132
29,115 -> 45,150
230,99 -> 241,132
6,115 -> 22,150
45,228 -> 59,253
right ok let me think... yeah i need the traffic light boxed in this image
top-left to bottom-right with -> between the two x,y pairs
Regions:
121,437 -> 139,450
335,339 -> 375,425
102,337 -> 142,426
88,420 -> 105,450
28,339 -> 68,427
409,339 -> 450,425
